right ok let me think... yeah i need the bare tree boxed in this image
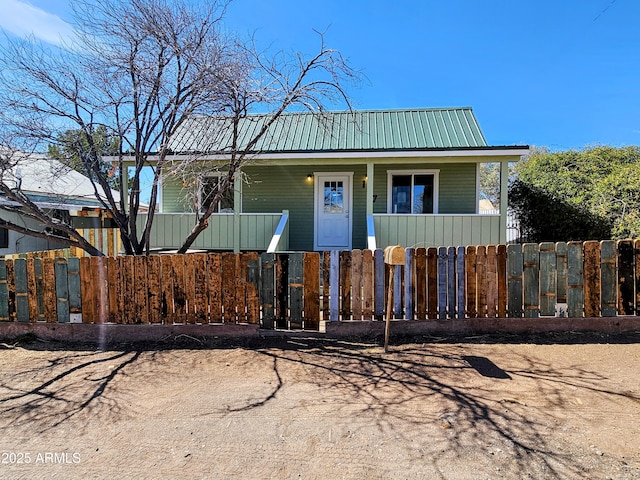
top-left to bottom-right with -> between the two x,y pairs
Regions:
0,0 -> 359,255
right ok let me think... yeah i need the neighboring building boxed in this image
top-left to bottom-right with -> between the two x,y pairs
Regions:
0,153 -> 118,255
138,107 -> 529,252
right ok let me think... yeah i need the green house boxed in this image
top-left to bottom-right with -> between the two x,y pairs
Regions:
140,107 -> 528,252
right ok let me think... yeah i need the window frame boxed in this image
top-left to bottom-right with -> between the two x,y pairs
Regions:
386,169 -> 439,214
199,174 -> 235,214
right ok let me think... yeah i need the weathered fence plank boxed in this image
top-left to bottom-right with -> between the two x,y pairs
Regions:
54,258 -> 69,323
246,253 -> 260,325
303,252 -> 320,329
428,247 -> 438,319
208,253 -> 222,323
260,253 -> 275,329
465,246 -> 477,318
121,256 -> 135,324
636,239 -> 640,316
539,242 -> 557,317
0,261 -> 7,321
43,258 -> 57,323
351,249 -> 363,320
330,250 -> 339,321
236,255 -> 247,324
184,254 -> 197,324
617,240 -> 634,316
583,241 -> 601,317
289,253 -> 304,328
134,256 -> 149,323
556,242 -> 568,305
276,254 -> 288,328
456,246 -> 465,318
497,244 -> 507,318
147,255 -> 162,324
476,246 -> 487,318
600,240 -> 617,317
374,249 -> 384,320
393,264 -> 403,319
567,241 -> 584,318
160,255 -> 174,323
222,253 -> 236,324
523,244 -> 540,318
322,252 -> 331,320
437,247 -> 447,319
80,257 -> 94,323
415,248 -> 427,320
14,259 -> 29,323
447,246 -> 456,320
68,258 -> 82,321
93,257 -> 109,324
26,259 -> 38,322
6,259 -> 16,322
405,248 -> 414,320
192,253 -> 208,324
362,249 -> 374,320
340,251 -> 352,320
486,246 -> 497,318
106,257 -> 119,323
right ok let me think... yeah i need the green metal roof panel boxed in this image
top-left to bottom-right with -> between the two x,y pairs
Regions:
169,107 -> 489,154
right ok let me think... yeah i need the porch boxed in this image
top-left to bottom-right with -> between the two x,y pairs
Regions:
138,211 -> 503,252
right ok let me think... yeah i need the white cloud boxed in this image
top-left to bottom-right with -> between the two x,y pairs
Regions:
0,0 -> 75,46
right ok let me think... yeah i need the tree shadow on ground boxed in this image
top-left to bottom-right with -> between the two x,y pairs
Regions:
224,338 -> 640,479
0,348 -> 149,435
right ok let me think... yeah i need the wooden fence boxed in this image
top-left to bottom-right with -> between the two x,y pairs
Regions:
0,240 -> 638,330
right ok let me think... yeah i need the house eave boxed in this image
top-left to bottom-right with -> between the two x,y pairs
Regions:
116,145 -> 529,165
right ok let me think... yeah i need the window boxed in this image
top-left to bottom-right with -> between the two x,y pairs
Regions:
323,180 -> 344,213
200,176 -> 234,213
388,171 -> 438,214
0,228 -> 7,249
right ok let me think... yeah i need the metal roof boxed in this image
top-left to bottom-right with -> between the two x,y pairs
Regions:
169,107 -> 490,154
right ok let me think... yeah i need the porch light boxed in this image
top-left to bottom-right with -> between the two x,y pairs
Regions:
307,173 -> 313,181
362,175 -> 367,188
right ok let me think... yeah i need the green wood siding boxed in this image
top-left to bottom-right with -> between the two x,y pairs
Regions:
162,176 -> 193,213
374,214 -> 501,249
137,213 -> 282,251
242,164 -> 368,251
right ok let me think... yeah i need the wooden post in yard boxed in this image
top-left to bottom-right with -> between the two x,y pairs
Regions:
384,245 -> 405,353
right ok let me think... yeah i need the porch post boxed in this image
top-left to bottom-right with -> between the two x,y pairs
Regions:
366,162 -> 374,216
233,172 -> 241,253
499,160 -> 509,244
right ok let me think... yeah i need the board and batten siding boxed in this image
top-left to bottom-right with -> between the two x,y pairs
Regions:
373,214 -> 501,249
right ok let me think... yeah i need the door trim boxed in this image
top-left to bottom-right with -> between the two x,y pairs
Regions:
313,172 -> 354,251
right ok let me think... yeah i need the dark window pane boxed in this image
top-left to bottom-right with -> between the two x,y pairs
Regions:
391,175 -> 411,213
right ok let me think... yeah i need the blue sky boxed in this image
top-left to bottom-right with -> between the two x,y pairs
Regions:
1,0 -> 639,150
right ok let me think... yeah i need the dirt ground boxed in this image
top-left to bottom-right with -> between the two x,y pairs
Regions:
0,332 -> 639,479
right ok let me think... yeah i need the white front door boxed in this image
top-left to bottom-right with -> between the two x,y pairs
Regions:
314,173 -> 353,250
